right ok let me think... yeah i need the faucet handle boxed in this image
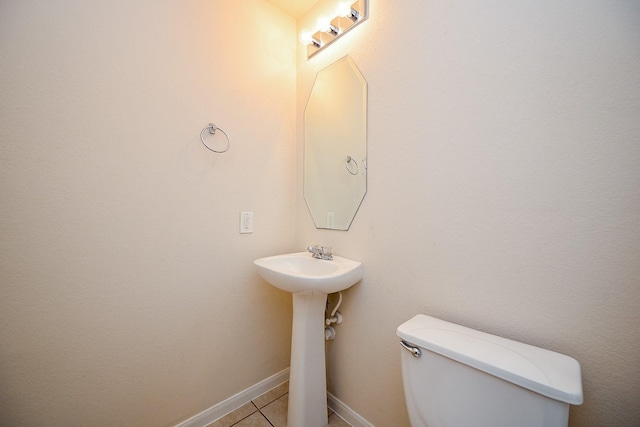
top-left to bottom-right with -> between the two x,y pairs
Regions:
321,246 -> 332,258
307,244 -> 332,260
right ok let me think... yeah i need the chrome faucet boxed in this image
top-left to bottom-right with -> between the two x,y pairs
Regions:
307,245 -> 333,260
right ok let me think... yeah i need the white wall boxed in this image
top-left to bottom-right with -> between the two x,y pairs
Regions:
0,1 -> 296,425
2,1 -> 639,426
296,1 -> 640,426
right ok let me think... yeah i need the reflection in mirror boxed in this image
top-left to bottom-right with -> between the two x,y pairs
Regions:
304,55 -> 367,230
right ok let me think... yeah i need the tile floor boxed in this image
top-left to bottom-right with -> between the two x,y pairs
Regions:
206,381 -> 351,427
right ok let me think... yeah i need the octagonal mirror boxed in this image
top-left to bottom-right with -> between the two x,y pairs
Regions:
304,55 -> 367,230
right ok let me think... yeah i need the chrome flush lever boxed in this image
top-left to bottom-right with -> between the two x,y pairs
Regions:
400,340 -> 422,358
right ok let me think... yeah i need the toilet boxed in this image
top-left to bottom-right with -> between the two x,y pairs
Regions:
396,315 -> 583,427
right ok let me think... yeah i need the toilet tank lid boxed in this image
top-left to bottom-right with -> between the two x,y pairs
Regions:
396,315 -> 583,405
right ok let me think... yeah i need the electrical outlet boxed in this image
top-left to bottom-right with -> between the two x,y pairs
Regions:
240,212 -> 253,234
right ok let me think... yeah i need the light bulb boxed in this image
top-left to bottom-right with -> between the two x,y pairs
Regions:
317,16 -> 332,33
299,29 -> 321,48
299,29 -> 313,45
336,2 -> 352,17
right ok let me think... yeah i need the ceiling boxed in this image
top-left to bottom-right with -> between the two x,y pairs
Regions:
267,0 -> 317,18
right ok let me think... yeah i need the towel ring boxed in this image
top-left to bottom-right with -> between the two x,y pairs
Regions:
200,123 -> 230,153
346,156 -> 359,175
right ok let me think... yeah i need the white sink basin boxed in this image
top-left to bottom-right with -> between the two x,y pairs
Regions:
254,252 -> 363,294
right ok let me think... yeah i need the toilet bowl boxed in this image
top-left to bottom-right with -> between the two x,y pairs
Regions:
396,315 -> 583,427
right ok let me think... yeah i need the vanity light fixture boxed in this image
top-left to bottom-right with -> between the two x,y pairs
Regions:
300,0 -> 368,59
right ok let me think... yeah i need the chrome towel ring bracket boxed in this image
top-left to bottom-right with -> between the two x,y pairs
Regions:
200,123 -> 230,153
346,155 -> 359,175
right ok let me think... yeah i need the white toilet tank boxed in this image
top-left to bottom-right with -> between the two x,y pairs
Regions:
396,315 -> 583,427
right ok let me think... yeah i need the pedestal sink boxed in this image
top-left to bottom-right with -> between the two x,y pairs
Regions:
254,252 -> 363,427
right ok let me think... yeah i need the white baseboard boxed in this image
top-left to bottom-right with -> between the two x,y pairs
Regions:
328,392 -> 376,427
174,368 -> 290,427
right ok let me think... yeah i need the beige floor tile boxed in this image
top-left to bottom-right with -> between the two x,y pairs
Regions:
232,411 -> 273,427
260,393 -> 348,427
203,381 -> 352,427
205,402 -> 258,427
260,394 -> 288,427
252,381 -> 289,408
328,412 -> 352,427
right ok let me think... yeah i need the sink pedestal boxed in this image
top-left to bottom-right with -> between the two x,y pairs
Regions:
253,252 -> 363,427
288,291 -> 328,427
